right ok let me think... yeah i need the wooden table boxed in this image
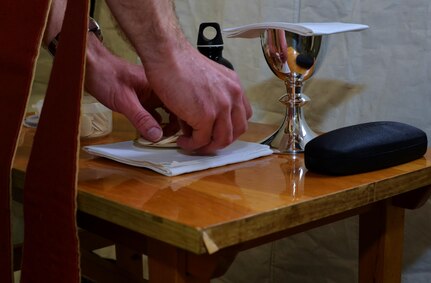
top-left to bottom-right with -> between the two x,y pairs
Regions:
12,113 -> 431,283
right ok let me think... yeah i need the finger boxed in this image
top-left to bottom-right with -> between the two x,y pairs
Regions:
231,93 -> 251,141
194,115 -> 234,154
124,100 -> 163,142
177,119 -> 214,152
220,69 -> 252,120
195,97 -> 250,154
242,94 -> 253,120
230,105 -> 248,142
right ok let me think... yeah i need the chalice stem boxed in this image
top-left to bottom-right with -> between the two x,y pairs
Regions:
273,82 -> 316,153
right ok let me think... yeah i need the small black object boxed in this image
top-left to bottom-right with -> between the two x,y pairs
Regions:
304,121 -> 428,175
296,54 -> 314,69
197,22 -> 234,70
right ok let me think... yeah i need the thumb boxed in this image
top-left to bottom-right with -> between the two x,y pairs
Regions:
124,103 -> 163,142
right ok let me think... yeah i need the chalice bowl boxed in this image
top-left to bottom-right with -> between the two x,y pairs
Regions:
260,29 -> 324,153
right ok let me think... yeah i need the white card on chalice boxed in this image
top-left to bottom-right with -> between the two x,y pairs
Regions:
223,22 -> 369,38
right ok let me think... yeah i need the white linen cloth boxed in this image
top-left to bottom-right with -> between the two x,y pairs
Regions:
223,22 -> 369,38
83,140 -> 273,176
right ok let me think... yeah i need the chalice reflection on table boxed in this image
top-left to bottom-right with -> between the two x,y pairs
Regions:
260,29 -> 324,153
282,155 -> 305,200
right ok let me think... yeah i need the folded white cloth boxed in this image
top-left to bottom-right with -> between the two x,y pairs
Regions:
223,22 -> 369,38
83,140 -> 273,176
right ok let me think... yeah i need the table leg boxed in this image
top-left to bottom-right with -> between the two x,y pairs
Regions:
79,231 -> 146,283
147,239 -> 189,283
147,239 -> 236,283
359,200 -> 405,283
116,244 -> 145,282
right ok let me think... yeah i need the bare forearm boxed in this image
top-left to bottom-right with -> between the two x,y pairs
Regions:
42,0 -> 66,47
104,0 -> 187,66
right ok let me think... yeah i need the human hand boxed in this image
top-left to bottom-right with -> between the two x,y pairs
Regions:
144,42 -> 253,154
84,35 -> 178,141
103,0 -> 252,153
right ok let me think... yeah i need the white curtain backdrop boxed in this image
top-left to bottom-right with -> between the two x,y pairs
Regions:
174,1 -> 431,282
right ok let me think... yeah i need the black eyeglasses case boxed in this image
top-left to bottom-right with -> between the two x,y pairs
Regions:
304,121 -> 428,175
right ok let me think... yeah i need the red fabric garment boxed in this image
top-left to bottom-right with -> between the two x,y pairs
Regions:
0,0 -> 88,282
0,0 -> 51,282
19,0 -> 89,282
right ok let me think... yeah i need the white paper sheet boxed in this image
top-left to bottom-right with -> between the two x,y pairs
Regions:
83,140 -> 273,176
223,22 -> 369,38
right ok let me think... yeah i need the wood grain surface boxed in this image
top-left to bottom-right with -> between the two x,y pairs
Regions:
13,113 -> 431,255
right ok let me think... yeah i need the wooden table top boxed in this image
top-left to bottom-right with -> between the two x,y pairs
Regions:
13,113 -> 431,255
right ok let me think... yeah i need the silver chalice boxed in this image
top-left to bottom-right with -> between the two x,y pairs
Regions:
260,29 -> 325,153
